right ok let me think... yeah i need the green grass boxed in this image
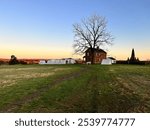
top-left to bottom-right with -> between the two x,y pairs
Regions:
0,64 -> 81,112
0,64 -> 150,112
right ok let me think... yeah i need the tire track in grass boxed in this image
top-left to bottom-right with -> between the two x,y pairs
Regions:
60,71 -> 99,113
90,66 -> 145,113
88,75 -> 99,112
56,65 -> 107,113
1,66 -> 88,112
115,75 -> 150,112
109,66 -> 149,112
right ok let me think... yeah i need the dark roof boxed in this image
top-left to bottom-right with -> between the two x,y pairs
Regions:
85,48 -> 106,53
108,57 -> 116,60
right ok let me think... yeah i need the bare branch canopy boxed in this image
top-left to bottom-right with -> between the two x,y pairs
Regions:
73,14 -> 113,55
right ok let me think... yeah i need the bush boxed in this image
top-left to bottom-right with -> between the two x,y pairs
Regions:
9,55 -> 19,65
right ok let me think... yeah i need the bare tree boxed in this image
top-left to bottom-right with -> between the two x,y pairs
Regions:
73,14 -> 113,64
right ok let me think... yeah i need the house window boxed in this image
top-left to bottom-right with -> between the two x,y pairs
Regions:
96,53 -> 99,56
87,52 -> 89,56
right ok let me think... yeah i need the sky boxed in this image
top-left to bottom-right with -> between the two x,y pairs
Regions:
0,0 -> 150,60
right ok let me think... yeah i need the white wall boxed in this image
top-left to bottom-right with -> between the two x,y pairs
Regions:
39,60 -> 46,64
39,59 -> 76,65
101,59 -> 112,65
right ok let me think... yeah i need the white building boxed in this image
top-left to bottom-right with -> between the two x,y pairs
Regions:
39,60 -> 47,64
101,58 -> 112,65
101,57 -> 116,65
108,57 -> 116,64
39,58 -> 76,65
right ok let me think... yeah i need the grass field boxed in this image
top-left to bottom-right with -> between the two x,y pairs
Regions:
0,64 -> 150,113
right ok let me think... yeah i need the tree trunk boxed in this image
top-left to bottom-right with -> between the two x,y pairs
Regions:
91,50 -> 95,64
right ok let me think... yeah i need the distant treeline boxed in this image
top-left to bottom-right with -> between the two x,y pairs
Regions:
0,60 -> 26,65
0,60 -> 8,65
0,59 -> 39,65
116,60 -> 150,65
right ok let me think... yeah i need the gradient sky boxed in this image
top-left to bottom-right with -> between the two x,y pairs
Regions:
0,0 -> 150,60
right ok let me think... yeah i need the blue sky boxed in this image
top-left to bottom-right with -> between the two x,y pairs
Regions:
0,0 -> 150,60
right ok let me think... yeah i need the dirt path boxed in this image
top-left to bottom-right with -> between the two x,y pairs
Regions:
1,66 -> 88,112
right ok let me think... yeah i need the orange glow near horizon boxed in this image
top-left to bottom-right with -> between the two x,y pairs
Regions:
0,44 -> 79,59
1,48 -> 149,60
0,42 -> 149,60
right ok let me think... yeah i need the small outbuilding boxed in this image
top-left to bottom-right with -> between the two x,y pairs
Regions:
108,57 -> 116,64
101,57 -> 116,65
101,58 -> 112,65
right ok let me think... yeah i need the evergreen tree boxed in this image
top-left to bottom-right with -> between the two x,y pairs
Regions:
128,48 -> 140,64
130,48 -> 136,62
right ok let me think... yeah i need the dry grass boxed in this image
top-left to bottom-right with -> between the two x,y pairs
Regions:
0,65 -> 71,88
0,79 -> 16,88
110,65 -> 150,112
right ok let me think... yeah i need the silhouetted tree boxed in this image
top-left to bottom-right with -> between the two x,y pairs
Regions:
9,55 -> 19,65
130,49 -> 136,62
73,14 -> 113,64
128,48 -> 140,64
